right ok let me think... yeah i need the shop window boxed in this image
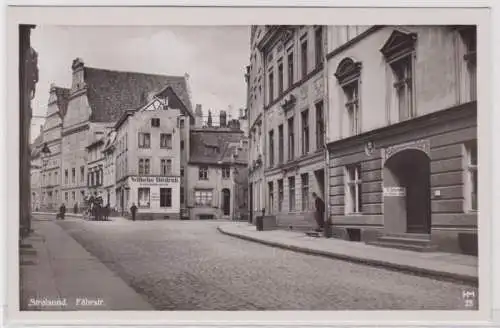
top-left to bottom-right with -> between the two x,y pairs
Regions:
138,187 -> 150,208
160,188 -> 172,207
195,190 -> 213,206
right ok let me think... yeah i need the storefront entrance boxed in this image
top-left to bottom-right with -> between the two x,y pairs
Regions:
383,148 -> 431,234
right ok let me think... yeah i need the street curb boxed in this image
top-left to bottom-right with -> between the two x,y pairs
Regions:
217,226 -> 478,286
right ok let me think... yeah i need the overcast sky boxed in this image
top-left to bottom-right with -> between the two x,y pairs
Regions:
30,25 -> 250,142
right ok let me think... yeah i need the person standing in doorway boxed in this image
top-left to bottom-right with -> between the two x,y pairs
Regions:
130,203 -> 138,221
312,192 -> 325,232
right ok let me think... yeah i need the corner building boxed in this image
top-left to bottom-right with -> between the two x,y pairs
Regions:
252,25 -> 328,229
325,26 -> 477,255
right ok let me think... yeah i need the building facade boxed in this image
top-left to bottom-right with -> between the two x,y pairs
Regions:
247,26 -> 267,223
37,58 -> 192,213
114,86 -> 193,220
247,25 -> 329,230
187,111 -> 249,220
30,128 -> 44,212
325,25 -> 477,255
85,135 -> 106,206
102,129 -> 118,209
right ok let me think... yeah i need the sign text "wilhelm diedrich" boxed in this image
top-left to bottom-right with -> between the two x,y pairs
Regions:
131,176 -> 180,184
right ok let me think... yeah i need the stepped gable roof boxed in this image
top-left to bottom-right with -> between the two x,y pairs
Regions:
54,86 -> 70,117
83,67 -> 192,123
189,129 -> 246,165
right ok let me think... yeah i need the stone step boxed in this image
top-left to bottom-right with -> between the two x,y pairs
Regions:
378,236 -> 432,246
367,240 -> 438,252
383,232 -> 431,240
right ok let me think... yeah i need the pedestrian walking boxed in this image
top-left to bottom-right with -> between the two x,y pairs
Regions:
312,192 -> 325,232
104,204 -> 110,220
130,203 -> 138,221
59,203 -> 66,220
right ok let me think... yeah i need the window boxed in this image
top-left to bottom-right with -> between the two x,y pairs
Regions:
278,179 -> 284,212
343,81 -> 361,135
458,26 -> 477,101
65,169 -> 68,184
345,164 -> 362,214
160,133 -> 172,149
301,38 -> 308,78
269,130 -> 275,167
179,118 -> 185,128
199,166 -> 208,180
138,158 -> 150,175
278,124 -> 284,164
48,173 -> 52,185
80,190 -> 85,200
180,140 -> 185,150
80,166 -> 84,183
71,168 -> 75,183
151,118 -> 161,127
180,187 -> 184,204
315,27 -> 324,67
72,191 -> 75,201
195,190 -> 213,206
301,173 -> 309,211
161,159 -> 172,176
222,166 -> 230,179
268,181 -> 274,213
181,167 -> 184,177
65,192 -> 68,202
301,110 -> 310,155
160,188 -> 172,207
316,101 -> 325,149
391,55 -> 414,121
287,50 -> 294,87
288,176 -> 296,211
138,133 -> 151,148
138,188 -> 150,208
465,141 -> 478,211
278,60 -> 284,95
287,117 -> 295,161
268,71 -> 274,102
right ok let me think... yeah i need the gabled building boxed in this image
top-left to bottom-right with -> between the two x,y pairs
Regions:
325,26 -> 477,255
59,58 -> 193,211
114,86 -> 194,219
187,111 -> 249,220
39,84 -> 69,210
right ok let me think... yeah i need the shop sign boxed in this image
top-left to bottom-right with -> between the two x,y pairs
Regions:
130,176 -> 180,185
383,186 -> 406,197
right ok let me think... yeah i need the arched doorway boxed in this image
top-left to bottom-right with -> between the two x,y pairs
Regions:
222,189 -> 231,216
383,149 -> 431,234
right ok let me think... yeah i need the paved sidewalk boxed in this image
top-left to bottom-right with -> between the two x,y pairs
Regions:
20,217 -> 153,311
218,223 -> 478,285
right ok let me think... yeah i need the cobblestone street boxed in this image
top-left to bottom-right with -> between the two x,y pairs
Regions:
45,214 -> 477,311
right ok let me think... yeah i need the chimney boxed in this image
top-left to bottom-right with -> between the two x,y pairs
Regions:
194,104 -> 203,128
71,57 -> 85,92
220,110 -> 227,127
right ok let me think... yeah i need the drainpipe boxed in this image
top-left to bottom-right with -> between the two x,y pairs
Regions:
322,26 -> 332,238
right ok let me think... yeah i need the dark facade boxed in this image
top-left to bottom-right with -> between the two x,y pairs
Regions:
20,25 -> 39,238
